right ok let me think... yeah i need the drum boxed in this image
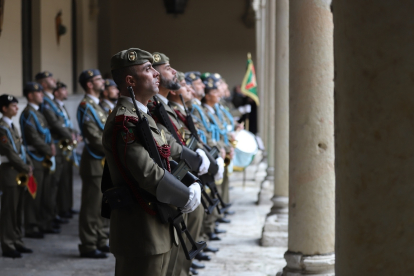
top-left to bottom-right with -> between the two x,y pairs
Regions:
233,130 -> 259,171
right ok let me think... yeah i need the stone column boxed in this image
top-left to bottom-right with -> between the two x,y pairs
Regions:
261,0 -> 289,247
334,1 -> 414,275
257,0 -> 276,204
254,0 -> 266,140
279,0 -> 335,275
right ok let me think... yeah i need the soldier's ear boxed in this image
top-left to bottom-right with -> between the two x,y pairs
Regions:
125,75 -> 136,87
86,81 -> 94,90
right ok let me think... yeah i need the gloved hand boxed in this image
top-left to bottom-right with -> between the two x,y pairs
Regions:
214,157 -> 225,181
196,148 -> 210,176
181,183 -> 201,213
238,104 -> 252,114
244,104 -> 252,113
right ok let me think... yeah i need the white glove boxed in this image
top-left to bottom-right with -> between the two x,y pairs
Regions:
244,104 -> 252,113
196,148 -> 210,176
238,104 -> 251,114
181,183 -> 201,213
214,157 -> 225,181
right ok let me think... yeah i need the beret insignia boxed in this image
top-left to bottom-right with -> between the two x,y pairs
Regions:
207,82 -> 213,88
189,73 -> 196,79
128,51 -> 137,61
88,70 -> 94,76
34,84 -> 39,90
214,73 -> 221,79
153,54 -> 161,63
7,95 -> 13,101
105,80 -> 110,86
45,72 -> 50,77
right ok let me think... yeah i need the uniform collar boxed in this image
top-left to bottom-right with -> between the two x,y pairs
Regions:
204,104 -> 215,114
29,103 -> 39,111
86,94 -> 100,105
102,99 -> 115,110
170,101 -> 185,113
55,99 -> 65,107
45,92 -> 54,100
156,94 -> 169,105
119,96 -> 148,113
1,116 -> 13,128
193,98 -> 201,105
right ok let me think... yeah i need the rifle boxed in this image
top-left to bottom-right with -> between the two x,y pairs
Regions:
152,95 -> 219,214
128,87 -> 206,260
180,95 -> 232,214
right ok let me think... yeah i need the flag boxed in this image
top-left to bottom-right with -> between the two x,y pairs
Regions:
240,53 -> 259,106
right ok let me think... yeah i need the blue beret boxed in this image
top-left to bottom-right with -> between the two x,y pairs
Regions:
210,73 -> 222,83
78,69 -> 101,85
35,71 -> 53,80
24,82 -> 43,92
185,71 -> 201,84
203,76 -> 218,90
104,79 -> 117,88
0,94 -> 18,109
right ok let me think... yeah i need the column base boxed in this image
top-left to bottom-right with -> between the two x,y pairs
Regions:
261,196 -> 289,247
257,166 -> 275,205
277,251 -> 335,276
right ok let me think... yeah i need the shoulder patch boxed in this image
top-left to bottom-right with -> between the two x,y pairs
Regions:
1,135 -> 8,144
121,128 -> 136,144
80,101 -> 86,106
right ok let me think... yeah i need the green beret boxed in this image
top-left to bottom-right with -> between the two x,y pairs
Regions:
152,52 -> 169,66
176,71 -> 185,82
111,48 -> 154,71
200,72 -> 211,81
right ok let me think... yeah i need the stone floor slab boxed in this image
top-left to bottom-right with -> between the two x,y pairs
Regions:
0,164 -> 287,276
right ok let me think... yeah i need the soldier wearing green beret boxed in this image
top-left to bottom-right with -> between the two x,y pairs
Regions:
168,73 -> 225,275
0,94 -> 33,258
103,48 -> 202,276
20,82 -> 57,238
76,69 -> 109,258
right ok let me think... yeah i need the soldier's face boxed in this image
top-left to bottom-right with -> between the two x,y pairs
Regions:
3,103 -> 18,117
55,87 -> 68,101
136,62 -> 160,95
206,89 -> 220,104
157,63 -> 180,91
105,86 -> 119,101
91,75 -> 105,93
30,91 -> 43,105
176,80 -> 192,102
41,77 -> 57,90
192,79 -> 205,97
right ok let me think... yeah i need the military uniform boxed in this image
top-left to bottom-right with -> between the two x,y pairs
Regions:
104,48 -> 202,276
36,73 -> 74,223
169,101 -> 207,276
19,83 -> 54,235
76,69 -> 109,255
0,95 -> 33,257
53,89 -> 76,217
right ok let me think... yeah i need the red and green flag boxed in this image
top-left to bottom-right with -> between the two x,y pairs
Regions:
241,53 -> 259,106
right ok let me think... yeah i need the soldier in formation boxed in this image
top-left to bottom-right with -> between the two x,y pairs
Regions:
0,48 -> 248,276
